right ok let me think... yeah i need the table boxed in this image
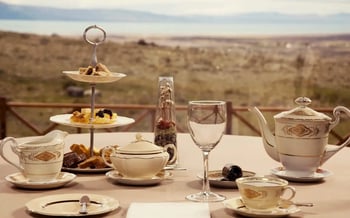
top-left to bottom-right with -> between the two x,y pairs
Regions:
1,132 -> 350,217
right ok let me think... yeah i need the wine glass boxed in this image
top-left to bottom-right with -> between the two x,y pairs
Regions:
186,100 -> 227,202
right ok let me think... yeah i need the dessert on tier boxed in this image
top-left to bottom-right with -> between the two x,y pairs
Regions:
70,108 -> 117,124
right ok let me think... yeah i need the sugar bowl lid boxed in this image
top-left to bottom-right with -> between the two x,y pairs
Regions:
274,97 -> 331,121
117,133 -> 163,154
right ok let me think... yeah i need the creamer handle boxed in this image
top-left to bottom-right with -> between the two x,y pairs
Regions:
0,137 -> 23,171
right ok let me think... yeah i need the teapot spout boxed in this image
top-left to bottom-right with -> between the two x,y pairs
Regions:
321,136 -> 350,165
249,107 -> 280,162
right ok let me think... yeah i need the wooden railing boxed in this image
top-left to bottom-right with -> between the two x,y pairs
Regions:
0,97 -> 348,145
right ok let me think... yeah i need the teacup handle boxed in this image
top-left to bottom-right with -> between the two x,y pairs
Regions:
0,137 -> 23,171
163,143 -> 177,164
281,185 -> 296,201
101,146 -> 116,168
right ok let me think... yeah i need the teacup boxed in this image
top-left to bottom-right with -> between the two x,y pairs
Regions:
236,176 -> 296,210
0,130 -> 67,182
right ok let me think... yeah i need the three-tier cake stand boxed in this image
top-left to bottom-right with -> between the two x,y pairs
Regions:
50,25 -> 134,158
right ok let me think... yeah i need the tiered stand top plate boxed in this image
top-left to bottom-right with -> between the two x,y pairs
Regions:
63,71 -> 126,83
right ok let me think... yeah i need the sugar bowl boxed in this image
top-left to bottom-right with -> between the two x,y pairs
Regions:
102,133 -> 176,178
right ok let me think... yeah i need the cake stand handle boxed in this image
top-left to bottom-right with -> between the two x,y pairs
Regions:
83,25 -> 106,67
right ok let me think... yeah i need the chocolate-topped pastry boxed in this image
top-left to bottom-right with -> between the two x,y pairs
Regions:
63,152 -> 87,168
222,164 -> 242,181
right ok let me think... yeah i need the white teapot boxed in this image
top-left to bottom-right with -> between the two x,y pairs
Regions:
102,133 -> 176,179
250,97 -> 350,177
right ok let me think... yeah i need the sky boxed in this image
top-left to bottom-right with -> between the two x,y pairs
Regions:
3,0 -> 350,16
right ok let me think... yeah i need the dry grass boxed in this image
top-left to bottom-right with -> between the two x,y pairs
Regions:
1,31 -> 349,107
0,31 -> 349,138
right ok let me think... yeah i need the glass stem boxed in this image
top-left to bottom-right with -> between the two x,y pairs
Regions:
202,151 -> 210,195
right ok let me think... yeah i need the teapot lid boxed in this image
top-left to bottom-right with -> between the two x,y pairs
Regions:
274,97 -> 332,121
117,133 -> 163,154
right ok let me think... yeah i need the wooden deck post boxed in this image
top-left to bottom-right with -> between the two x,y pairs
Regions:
226,101 -> 233,134
0,97 -> 7,139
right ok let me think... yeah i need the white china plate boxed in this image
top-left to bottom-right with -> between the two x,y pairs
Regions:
197,170 -> 256,188
5,172 -> 76,189
62,167 -> 113,174
223,197 -> 300,218
271,167 -> 332,182
26,193 -> 119,217
50,114 -> 135,129
63,71 -> 126,83
106,170 -> 173,186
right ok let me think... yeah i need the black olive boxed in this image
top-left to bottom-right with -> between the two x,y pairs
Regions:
96,110 -> 104,118
222,164 -> 243,181
103,109 -> 113,118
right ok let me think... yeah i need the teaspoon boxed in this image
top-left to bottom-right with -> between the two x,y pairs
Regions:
79,195 -> 90,214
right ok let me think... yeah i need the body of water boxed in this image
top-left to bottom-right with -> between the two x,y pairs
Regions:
0,19 -> 349,37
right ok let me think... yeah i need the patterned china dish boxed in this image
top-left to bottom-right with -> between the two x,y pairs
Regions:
102,133 -> 176,179
106,170 -> 173,186
197,170 -> 256,188
250,97 -> 350,178
5,172 -> 76,189
26,193 -> 119,216
223,197 -> 300,218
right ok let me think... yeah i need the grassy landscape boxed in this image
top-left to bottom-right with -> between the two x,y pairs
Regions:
0,31 -> 349,140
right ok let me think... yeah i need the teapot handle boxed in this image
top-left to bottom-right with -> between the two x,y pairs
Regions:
101,146 -> 116,168
321,106 -> 350,165
0,137 -> 23,171
330,106 -> 350,130
163,144 -> 177,164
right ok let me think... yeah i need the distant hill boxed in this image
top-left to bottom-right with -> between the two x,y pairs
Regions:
0,1 -> 349,23
0,1 -> 184,22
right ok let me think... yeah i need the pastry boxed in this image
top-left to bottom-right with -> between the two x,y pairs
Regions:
70,143 -> 89,156
79,63 -> 111,76
63,144 -> 117,169
70,108 -> 117,124
78,156 -> 107,169
63,152 -> 87,168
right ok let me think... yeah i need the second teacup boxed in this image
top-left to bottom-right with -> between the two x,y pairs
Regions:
236,176 -> 296,210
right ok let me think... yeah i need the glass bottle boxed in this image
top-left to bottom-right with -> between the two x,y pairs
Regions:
154,76 -> 177,166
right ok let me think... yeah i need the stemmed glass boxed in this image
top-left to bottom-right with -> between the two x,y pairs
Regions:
186,100 -> 227,202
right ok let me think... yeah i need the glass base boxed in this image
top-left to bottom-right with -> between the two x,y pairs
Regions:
186,191 -> 226,202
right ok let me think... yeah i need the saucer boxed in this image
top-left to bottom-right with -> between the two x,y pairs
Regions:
223,197 -> 300,218
26,193 -> 119,216
106,170 -> 173,186
5,172 -> 76,189
197,170 -> 256,188
271,167 -> 332,182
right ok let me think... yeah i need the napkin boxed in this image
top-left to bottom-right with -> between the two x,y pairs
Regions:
126,202 -> 210,218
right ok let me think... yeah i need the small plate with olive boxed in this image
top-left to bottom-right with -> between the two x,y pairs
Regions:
197,165 -> 255,188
